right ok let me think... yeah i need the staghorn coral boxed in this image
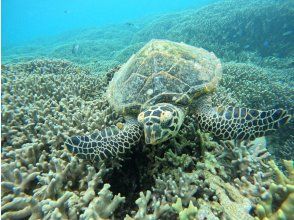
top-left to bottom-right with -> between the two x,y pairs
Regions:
255,160 -> 294,220
80,184 -> 125,219
172,198 -> 198,220
234,170 -> 273,207
1,59 -> 126,219
196,151 -> 227,179
153,168 -> 201,206
1,149 -> 125,219
2,41 -> 292,220
152,163 -> 254,219
125,190 -> 171,220
1,59 -> 117,151
135,110 -> 287,220
216,138 -> 271,180
206,170 -> 253,220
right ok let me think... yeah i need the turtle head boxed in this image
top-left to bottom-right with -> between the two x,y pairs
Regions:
138,103 -> 184,145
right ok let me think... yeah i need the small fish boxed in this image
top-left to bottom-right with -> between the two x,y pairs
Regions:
243,45 -> 250,49
263,40 -> 270,48
125,22 -> 134,27
282,31 -> 293,36
72,44 -> 80,55
64,10 -> 69,14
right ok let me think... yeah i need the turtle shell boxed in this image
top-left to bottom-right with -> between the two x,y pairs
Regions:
107,39 -> 222,115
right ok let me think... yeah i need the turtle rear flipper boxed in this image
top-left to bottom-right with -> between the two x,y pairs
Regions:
197,106 -> 291,140
65,119 -> 142,161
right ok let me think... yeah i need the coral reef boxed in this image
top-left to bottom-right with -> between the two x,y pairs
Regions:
125,191 -> 170,220
2,59 -> 90,75
255,160 -> 294,220
1,55 -> 292,220
80,184 -> 125,219
216,138 -> 271,179
2,23 -> 140,71
133,0 -> 294,58
221,62 -> 293,166
1,1 -> 293,218
152,161 -> 253,219
172,198 -> 198,220
1,59 -> 125,219
221,62 -> 293,110
267,130 -> 294,166
3,1 -> 293,152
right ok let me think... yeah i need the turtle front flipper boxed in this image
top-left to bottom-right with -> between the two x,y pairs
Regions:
65,119 -> 142,162
196,106 -> 291,140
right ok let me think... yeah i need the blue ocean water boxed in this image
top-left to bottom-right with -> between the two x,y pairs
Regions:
2,0 -> 217,47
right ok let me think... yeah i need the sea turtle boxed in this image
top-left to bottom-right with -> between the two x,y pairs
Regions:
65,39 -> 290,162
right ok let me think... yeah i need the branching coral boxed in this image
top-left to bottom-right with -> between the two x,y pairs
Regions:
125,191 -> 170,220
2,5 -> 293,216
81,184 -> 125,219
216,138 -> 271,180
234,171 -> 271,206
152,165 -> 254,219
172,198 -> 198,220
1,60 -> 112,155
1,59 -> 125,219
153,168 -> 200,206
207,172 -> 253,220
4,59 -> 90,75
255,160 -> 294,220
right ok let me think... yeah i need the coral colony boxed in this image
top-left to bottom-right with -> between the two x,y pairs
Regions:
1,0 -> 293,219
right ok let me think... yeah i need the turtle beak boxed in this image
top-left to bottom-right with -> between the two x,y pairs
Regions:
144,126 -> 152,144
144,126 -> 157,145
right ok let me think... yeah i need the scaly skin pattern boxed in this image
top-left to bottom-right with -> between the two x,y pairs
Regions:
138,103 -> 184,145
196,106 -> 291,140
65,119 -> 142,162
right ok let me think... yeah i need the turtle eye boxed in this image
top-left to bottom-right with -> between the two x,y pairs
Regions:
138,112 -> 145,123
160,111 -> 173,123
